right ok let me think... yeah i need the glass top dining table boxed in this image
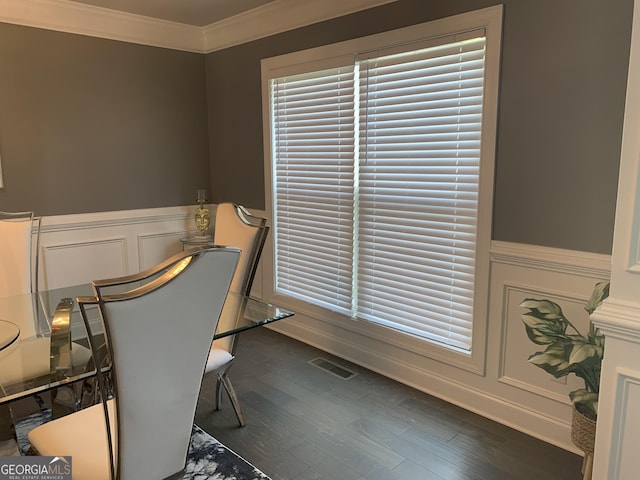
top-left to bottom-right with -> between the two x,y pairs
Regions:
0,284 -> 293,405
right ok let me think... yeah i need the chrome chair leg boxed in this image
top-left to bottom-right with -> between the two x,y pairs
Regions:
219,373 -> 246,427
51,385 -> 79,418
0,404 -> 20,456
214,375 -> 224,411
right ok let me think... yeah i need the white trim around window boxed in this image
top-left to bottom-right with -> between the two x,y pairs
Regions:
261,5 -> 503,374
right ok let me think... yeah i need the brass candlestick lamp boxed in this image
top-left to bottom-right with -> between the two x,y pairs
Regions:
194,189 -> 211,239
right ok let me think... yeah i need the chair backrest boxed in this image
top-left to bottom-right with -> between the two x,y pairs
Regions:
79,247 -> 240,480
0,211 -> 41,297
213,203 -> 269,296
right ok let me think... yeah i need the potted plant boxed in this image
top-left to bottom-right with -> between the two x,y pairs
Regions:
520,281 -> 609,460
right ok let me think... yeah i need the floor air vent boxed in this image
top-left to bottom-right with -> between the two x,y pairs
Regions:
308,357 -> 357,380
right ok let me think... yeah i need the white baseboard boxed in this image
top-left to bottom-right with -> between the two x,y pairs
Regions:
267,317 -> 579,453
266,240 -> 612,453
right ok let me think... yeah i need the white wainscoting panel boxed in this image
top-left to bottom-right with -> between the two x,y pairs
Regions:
137,231 -> 188,271
497,283 -> 594,404
34,207 -> 612,452
38,206 -> 195,289
37,205 -> 268,342
592,298 -> 640,478
610,369 -> 640,479
268,240 -> 611,452
42,237 -> 128,290
476,242 -> 609,450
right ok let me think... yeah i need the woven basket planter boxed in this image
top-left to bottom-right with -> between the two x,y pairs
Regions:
571,403 -> 597,454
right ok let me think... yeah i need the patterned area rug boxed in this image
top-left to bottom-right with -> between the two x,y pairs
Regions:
14,409 -> 270,480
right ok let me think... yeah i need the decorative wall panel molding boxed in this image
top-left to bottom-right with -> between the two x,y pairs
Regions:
490,241 -> 611,278
609,369 -> 640,479
497,283 -> 587,405
592,300 -> 640,343
36,208 -> 612,452
42,237 -> 128,290
41,206 -> 194,232
137,231 -> 187,272
271,240 -> 611,452
39,206 -> 194,290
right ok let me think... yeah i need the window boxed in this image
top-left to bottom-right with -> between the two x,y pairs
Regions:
262,7 -> 501,361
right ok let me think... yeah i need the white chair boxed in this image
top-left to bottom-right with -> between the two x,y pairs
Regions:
0,211 -> 92,414
205,203 -> 269,427
0,212 -> 41,451
0,212 -> 91,416
0,211 -> 40,297
28,246 -> 240,480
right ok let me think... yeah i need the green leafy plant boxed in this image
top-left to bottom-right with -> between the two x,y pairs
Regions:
520,281 -> 609,420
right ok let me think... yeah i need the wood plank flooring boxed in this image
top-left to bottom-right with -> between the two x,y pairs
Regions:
195,328 -> 584,480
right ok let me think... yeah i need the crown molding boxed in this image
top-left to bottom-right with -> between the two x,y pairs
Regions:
202,0 -> 398,53
0,0 -> 205,52
0,0 -> 398,53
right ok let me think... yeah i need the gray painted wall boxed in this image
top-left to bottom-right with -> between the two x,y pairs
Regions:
0,0 -> 632,254
206,0 -> 632,254
0,23 -> 209,216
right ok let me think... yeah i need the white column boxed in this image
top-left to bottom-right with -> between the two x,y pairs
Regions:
591,1 -> 640,478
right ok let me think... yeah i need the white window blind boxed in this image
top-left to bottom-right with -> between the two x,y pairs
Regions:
270,34 -> 488,352
356,38 -> 486,350
272,67 -> 356,314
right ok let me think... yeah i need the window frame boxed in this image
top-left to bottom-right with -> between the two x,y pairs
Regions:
261,5 -> 503,374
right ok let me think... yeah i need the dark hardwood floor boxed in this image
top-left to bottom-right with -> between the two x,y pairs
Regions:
195,328 -> 584,480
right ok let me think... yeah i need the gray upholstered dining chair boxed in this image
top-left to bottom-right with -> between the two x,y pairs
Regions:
204,202 -> 269,427
28,246 -> 240,480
